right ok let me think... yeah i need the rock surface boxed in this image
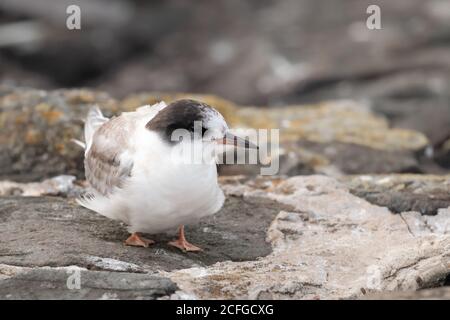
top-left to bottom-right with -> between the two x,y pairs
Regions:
0,88 -> 439,180
342,174 -> 450,215
1,0 -> 450,300
2,0 -> 450,109
364,287 -> 450,300
0,175 -> 82,197
0,265 -> 177,300
0,195 -> 287,271
2,1 -> 450,176
168,175 -> 450,299
0,174 -> 448,299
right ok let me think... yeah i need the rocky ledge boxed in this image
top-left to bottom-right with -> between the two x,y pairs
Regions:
0,174 -> 448,299
1,87 -> 448,181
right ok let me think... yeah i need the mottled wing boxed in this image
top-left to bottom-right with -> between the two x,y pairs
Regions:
85,116 -> 134,196
84,105 -> 108,153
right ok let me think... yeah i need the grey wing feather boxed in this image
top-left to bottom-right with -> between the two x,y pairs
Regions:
85,105 -> 109,153
82,102 -> 166,196
84,116 -> 134,196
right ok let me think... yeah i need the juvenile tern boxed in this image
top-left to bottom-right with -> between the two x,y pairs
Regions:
77,99 -> 257,251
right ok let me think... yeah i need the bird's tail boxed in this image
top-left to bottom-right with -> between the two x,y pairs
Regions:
71,138 -> 86,149
84,105 -> 108,152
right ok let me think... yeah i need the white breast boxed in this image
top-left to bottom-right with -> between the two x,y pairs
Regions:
91,128 -> 225,234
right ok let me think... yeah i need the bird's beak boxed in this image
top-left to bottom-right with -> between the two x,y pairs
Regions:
217,132 -> 258,149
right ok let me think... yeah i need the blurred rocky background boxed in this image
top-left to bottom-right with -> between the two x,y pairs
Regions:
0,0 -> 449,300
1,0 -> 450,179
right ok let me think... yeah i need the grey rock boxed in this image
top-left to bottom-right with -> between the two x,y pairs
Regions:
1,88 -> 436,181
0,195 -> 289,271
364,287 -> 450,300
292,141 -> 421,175
342,174 -> 450,215
371,99 -> 450,148
0,1 -> 448,105
0,175 -> 449,299
0,175 -> 83,197
166,175 -> 450,299
436,138 -> 450,169
0,265 -> 177,300
0,88 -> 118,181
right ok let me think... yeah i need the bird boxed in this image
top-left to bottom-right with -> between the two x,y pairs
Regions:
76,99 -> 257,251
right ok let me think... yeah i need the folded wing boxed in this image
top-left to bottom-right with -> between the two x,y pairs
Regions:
85,115 -> 134,196
83,102 -> 167,196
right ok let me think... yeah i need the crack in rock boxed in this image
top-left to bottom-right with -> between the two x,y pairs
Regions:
164,175 -> 450,299
342,175 -> 450,215
0,264 -> 177,300
0,175 -> 449,299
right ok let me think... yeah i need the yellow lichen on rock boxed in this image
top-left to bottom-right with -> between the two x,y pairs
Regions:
35,103 -> 63,124
236,100 -> 429,151
25,129 -> 43,145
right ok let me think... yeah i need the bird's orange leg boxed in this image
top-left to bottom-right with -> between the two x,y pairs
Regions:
168,225 -> 202,252
125,232 -> 155,248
